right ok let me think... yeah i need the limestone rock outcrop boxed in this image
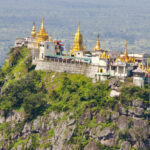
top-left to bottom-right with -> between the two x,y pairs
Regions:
0,99 -> 150,150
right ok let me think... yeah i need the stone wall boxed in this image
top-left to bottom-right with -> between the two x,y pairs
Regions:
35,60 -> 99,79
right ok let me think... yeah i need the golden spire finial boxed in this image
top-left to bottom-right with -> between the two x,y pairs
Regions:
77,21 -> 80,32
142,64 -> 144,70
124,40 -> 128,58
31,22 -> 36,38
147,58 -> 149,70
32,22 -> 35,30
138,63 -> 141,68
93,33 -> 102,51
41,16 -> 45,30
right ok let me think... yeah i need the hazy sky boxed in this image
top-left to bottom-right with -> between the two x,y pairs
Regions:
0,0 -> 150,65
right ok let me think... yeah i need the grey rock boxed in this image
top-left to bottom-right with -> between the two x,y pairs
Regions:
22,122 -> 32,134
96,112 -> 106,123
0,111 -> 4,116
0,134 -> 5,141
133,100 -> 144,108
118,116 -> 128,130
110,90 -> 120,97
129,122 -> 149,144
33,117 -> 41,131
52,118 -> 76,150
6,111 -> 24,122
134,141 -> 147,150
100,132 -> 118,147
67,119 -> 76,126
111,112 -> 119,120
129,129 -> 137,141
79,110 -> 92,125
106,111 -> 111,120
98,127 -> 114,139
42,121 -> 46,131
17,144 -> 22,150
84,141 -> 99,150
128,108 -> 134,116
133,107 -> 144,117
120,141 -> 131,150
133,117 -> 148,128
11,132 -> 20,140
120,107 -> 127,115
89,125 -> 102,138
51,74 -> 56,82
0,116 -> 5,124
147,107 -> 150,115
26,139 -> 32,149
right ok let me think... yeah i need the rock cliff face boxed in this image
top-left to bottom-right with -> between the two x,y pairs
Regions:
0,99 -> 149,150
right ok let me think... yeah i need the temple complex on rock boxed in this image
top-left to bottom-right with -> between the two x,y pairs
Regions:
14,17 -> 150,88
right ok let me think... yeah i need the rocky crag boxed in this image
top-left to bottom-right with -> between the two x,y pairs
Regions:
0,99 -> 150,150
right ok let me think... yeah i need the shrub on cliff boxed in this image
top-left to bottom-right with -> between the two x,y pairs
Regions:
0,71 -> 47,118
121,85 -> 150,105
48,73 -> 115,114
23,93 -> 47,120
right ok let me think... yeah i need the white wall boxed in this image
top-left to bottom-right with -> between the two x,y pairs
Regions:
91,56 -> 108,66
45,42 -> 55,56
39,41 -> 56,60
133,77 -> 145,87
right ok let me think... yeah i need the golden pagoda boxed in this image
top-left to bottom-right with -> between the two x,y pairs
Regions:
100,51 -> 110,59
124,40 -> 128,60
70,22 -> 85,56
31,22 -> 36,38
36,17 -> 49,47
120,40 -> 135,63
147,58 -> 149,71
138,58 -> 150,73
93,33 -> 102,51
146,58 -> 150,73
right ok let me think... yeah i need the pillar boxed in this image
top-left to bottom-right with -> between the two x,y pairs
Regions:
117,66 -> 119,76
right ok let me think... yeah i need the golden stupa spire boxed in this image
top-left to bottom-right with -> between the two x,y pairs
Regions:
70,22 -> 85,56
138,63 -> 141,68
101,51 -> 106,58
39,16 -> 46,33
31,22 -> 36,38
93,33 -> 102,51
147,58 -> 149,70
100,51 -> 109,59
77,21 -> 80,32
41,17 -> 45,29
36,17 -> 49,46
124,40 -> 128,58
142,65 -> 144,70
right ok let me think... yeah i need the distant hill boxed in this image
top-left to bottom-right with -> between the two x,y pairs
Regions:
0,0 -> 150,65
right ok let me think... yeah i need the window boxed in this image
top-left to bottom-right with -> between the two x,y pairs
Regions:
100,69 -> 103,73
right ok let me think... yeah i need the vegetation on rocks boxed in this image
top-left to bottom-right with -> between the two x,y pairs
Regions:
0,47 -> 150,150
